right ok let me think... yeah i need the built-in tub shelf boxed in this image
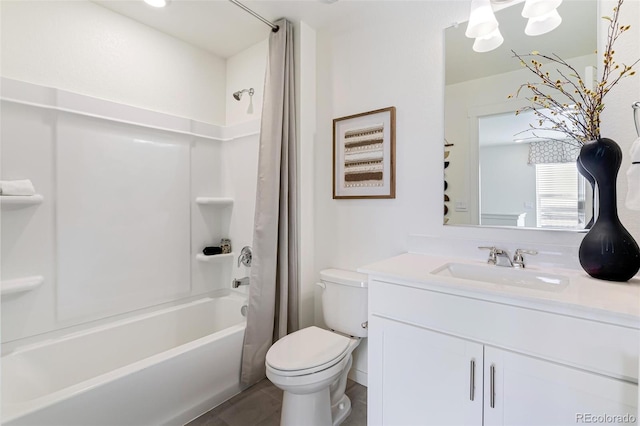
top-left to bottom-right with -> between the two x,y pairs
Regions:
195,197 -> 234,207
1,275 -> 44,297
0,194 -> 44,208
196,253 -> 235,263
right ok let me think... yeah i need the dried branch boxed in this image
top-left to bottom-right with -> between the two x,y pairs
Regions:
510,0 -> 637,144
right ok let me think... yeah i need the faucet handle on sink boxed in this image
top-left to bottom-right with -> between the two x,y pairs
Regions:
513,249 -> 538,268
478,246 -> 498,265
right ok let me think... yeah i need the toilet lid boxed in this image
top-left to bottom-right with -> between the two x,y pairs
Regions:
266,326 -> 351,372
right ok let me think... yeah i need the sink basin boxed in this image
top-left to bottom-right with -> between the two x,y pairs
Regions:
431,262 -> 569,291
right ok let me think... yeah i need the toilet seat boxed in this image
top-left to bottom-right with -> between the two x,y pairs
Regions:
266,326 -> 351,377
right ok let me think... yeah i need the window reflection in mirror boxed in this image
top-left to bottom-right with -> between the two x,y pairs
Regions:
478,111 -> 590,229
444,1 -> 597,230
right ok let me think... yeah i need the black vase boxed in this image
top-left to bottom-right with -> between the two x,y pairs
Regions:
577,138 -> 640,281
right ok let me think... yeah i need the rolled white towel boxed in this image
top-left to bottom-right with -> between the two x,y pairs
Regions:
0,179 -> 36,196
625,137 -> 640,211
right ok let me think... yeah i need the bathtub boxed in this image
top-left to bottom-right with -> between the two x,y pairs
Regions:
2,292 -> 247,425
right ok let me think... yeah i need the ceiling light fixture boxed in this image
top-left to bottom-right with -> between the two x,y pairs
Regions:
466,0 -> 563,53
144,0 -> 169,8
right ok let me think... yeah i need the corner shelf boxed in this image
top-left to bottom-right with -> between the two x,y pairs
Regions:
195,197 -> 234,207
196,253 -> 235,263
1,275 -> 44,297
0,194 -> 44,208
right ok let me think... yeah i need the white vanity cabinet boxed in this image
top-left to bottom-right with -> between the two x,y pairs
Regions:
367,275 -> 639,426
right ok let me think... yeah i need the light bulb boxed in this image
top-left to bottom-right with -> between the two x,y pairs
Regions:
525,8 -> 562,36
465,0 -> 499,39
522,0 -> 562,18
473,28 -> 504,52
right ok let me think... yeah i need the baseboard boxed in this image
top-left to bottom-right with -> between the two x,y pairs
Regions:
348,367 -> 367,387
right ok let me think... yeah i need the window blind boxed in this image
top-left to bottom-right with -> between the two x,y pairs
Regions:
535,163 -> 585,228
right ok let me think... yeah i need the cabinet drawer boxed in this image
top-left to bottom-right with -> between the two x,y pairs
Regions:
370,280 -> 639,381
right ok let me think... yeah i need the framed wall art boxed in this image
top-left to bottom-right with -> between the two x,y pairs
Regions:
333,106 -> 396,199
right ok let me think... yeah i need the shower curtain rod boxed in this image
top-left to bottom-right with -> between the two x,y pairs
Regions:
228,0 -> 280,32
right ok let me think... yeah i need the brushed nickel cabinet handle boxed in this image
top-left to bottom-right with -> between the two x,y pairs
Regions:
490,364 -> 496,408
469,359 -> 476,401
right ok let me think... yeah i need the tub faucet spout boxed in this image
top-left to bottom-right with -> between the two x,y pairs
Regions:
232,277 -> 250,288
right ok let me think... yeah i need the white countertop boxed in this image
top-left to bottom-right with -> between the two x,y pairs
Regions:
359,253 -> 640,328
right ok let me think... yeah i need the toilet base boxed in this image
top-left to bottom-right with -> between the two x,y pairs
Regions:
331,394 -> 352,426
281,387 -> 332,426
280,390 -> 353,426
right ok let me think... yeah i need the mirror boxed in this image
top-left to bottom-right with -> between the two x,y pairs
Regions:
444,1 -> 597,229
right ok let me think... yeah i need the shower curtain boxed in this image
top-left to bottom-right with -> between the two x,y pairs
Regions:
240,18 -> 299,388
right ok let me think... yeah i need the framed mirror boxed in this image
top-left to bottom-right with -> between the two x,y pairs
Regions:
444,1 -> 597,230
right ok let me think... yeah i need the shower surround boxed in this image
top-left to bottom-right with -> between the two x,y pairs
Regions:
0,78 -> 260,423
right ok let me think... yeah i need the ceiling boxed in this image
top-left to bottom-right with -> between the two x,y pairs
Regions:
94,0 -> 365,58
93,0 -> 598,78
479,109 -> 567,146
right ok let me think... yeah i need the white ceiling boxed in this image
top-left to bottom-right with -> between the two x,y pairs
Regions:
93,0 -> 364,58
93,0 -> 598,79
479,109 -> 568,146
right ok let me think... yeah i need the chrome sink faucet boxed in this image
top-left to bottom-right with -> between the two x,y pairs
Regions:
478,246 -> 513,267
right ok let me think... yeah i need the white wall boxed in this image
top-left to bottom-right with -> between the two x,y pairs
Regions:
314,0 -> 640,382
0,1 -> 227,125
316,2 -> 451,272
296,22 -> 319,330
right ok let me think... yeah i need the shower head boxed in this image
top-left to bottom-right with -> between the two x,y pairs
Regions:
233,88 -> 254,101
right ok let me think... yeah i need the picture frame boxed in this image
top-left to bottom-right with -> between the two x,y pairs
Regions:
333,106 -> 396,199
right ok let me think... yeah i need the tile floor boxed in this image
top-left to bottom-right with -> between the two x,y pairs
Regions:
187,378 -> 367,426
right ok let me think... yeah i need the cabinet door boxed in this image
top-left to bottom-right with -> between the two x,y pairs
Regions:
369,315 -> 483,426
484,346 -> 638,426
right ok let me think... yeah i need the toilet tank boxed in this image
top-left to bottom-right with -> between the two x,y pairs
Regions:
319,269 -> 368,338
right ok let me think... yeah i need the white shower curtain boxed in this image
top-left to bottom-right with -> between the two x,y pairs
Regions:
240,18 -> 299,388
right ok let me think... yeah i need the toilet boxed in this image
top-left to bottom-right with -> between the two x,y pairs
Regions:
265,269 -> 368,426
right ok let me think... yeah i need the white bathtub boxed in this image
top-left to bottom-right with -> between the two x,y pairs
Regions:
2,293 -> 247,425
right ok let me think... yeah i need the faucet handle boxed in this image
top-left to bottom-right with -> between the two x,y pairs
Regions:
513,249 -> 538,268
238,246 -> 252,268
478,246 -> 498,265
515,249 -> 538,255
